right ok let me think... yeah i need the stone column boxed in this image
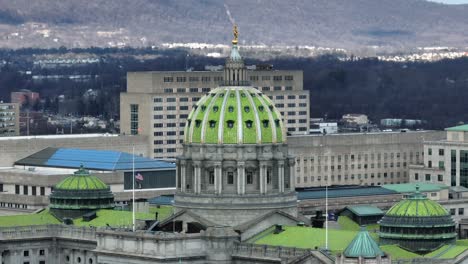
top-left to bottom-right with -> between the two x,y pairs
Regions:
179,160 -> 186,191
278,161 -> 285,193
260,161 -> 267,194
193,162 -> 201,194
237,161 -> 245,195
215,162 -> 222,195
181,162 -> 187,192
289,158 -> 296,191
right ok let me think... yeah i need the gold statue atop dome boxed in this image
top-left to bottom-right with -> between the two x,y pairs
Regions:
232,24 -> 238,45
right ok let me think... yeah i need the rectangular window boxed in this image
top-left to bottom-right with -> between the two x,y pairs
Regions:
202,88 -> 211,92
438,174 -> 443,182
40,187 -> 45,196
154,106 -> 163,111
439,161 -> 445,169
428,148 -> 432,155
189,77 -> 199,82
439,149 -> 444,156
247,172 -> 253,184
227,172 -> 234,184
176,77 -> 186,82
167,106 -> 176,111
189,88 -> 198,93
276,95 -> 284,100
164,88 -> 173,93
32,186 -> 36,196
426,174 -> 431,181
262,76 -> 270,81
274,86 -> 282,91
177,88 -> 186,93
153,98 -> 163,103
24,250 -> 29,257
39,249 -> 45,256
23,185 -> 28,195
130,104 -> 139,135
273,76 -> 282,81
451,149 -> 457,186
460,208 -> 465,215
262,87 -> 270,91
287,95 -> 296,99
285,75 -> 294,81
163,77 -> 173,82
209,171 -> 215,184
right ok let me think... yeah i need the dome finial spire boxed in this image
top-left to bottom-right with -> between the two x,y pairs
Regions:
232,24 -> 239,45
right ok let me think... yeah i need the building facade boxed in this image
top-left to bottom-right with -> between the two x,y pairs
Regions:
121,63 -> 309,160
0,102 -> 19,136
11,89 -> 40,107
289,131 -> 444,188
410,125 -> 468,188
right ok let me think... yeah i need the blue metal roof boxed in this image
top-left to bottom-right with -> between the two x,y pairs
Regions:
15,147 -> 175,171
297,186 -> 397,200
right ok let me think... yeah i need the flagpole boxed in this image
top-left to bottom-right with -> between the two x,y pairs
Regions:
132,146 -> 136,232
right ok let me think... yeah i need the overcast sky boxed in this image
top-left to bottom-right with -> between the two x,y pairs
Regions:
429,0 -> 468,4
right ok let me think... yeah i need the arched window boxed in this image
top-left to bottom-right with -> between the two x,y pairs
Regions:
227,120 -> 235,128
245,120 -> 253,128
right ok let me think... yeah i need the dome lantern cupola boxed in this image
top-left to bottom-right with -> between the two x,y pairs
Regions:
223,24 -> 247,86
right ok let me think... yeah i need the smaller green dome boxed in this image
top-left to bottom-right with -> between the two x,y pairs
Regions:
344,227 -> 385,259
55,166 -> 108,190
385,189 -> 448,217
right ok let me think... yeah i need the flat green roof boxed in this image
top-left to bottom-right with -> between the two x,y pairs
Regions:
446,124 -> 468,132
346,205 -> 384,216
382,183 -> 449,193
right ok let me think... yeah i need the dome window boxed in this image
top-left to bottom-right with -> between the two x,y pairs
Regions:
227,120 -> 235,128
241,93 -> 246,97
219,93 -> 225,97
244,106 -> 250,113
228,106 -> 234,112
258,106 -> 264,112
268,105 -> 274,110
245,120 -> 253,128
230,93 -> 235,97
188,119 -> 192,126
210,93 -> 215,97
262,120 -> 269,128
213,106 -> 219,112
275,119 -> 280,126
201,105 -> 206,111
195,120 -> 201,127
209,120 -> 216,128
250,93 -> 256,97
193,105 -> 198,109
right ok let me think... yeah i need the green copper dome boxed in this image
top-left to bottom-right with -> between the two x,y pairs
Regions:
55,166 -> 108,190
184,86 -> 285,144
385,191 -> 448,217
344,227 -> 385,259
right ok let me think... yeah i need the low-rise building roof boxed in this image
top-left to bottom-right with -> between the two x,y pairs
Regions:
382,183 -> 448,193
345,205 -> 384,217
15,147 -> 174,171
445,124 -> 468,132
297,186 -> 397,200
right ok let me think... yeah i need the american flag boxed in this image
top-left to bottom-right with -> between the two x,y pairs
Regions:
135,172 -> 144,181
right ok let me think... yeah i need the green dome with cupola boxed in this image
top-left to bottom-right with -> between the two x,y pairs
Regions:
184,25 -> 285,145
49,165 -> 114,219
379,185 -> 456,253
184,87 -> 285,144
